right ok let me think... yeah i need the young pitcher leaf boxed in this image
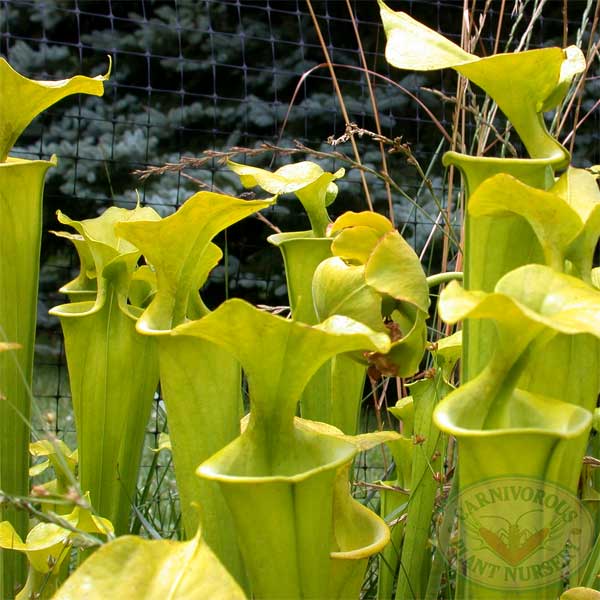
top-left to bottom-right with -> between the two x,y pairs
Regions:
116,191 -> 273,329
315,211 -> 429,377
434,329 -> 462,383
229,160 -> 343,236
0,498 -> 112,575
29,439 -> 77,482
388,396 -> 415,435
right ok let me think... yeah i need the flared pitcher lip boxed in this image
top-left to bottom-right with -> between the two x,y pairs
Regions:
329,502 -> 391,560
136,316 -> 174,337
434,401 -> 592,440
56,285 -> 96,298
267,230 -> 332,245
0,154 -> 58,167
442,150 -> 562,169
196,430 -> 358,485
49,299 -> 98,318
49,298 -> 143,321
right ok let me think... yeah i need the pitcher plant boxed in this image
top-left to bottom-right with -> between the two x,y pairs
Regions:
174,298 -> 391,598
50,204 -> 161,536
116,190 -> 273,587
228,159 -> 368,433
0,60 -> 108,595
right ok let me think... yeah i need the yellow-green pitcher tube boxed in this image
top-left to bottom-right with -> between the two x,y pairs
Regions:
268,231 -> 367,434
54,298 -> 158,536
0,156 -> 56,596
49,204 -> 161,541
199,429 -> 356,599
152,335 -> 244,567
442,153 -> 553,384
436,388 -> 591,600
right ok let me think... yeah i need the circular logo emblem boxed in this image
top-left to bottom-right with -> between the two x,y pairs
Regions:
437,476 -> 593,591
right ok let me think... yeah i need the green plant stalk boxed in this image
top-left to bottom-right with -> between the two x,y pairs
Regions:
0,158 -> 56,594
176,299 -> 392,599
394,373 -> 451,600
579,521 -> 600,590
154,336 -> 243,557
377,487 -> 408,599
592,431 -> 600,536
377,435 -> 412,600
268,231 -> 367,433
424,475 -> 458,600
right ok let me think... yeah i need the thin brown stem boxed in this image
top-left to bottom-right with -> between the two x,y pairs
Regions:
281,62 -> 452,146
493,0 -> 506,55
345,0 -> 394,225
305,0 -> 373,210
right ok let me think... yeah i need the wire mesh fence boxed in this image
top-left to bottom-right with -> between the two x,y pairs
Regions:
2,0 -> 599,538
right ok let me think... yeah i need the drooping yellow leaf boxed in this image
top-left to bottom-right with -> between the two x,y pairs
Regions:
53,530 -> 247,599
0,58 -> 110,161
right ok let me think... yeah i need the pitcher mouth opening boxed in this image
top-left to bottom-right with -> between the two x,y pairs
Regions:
1,154 -> 58,167
330,500 -> 390,560
434,387 -> 592,440
197,425 -> 357,484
